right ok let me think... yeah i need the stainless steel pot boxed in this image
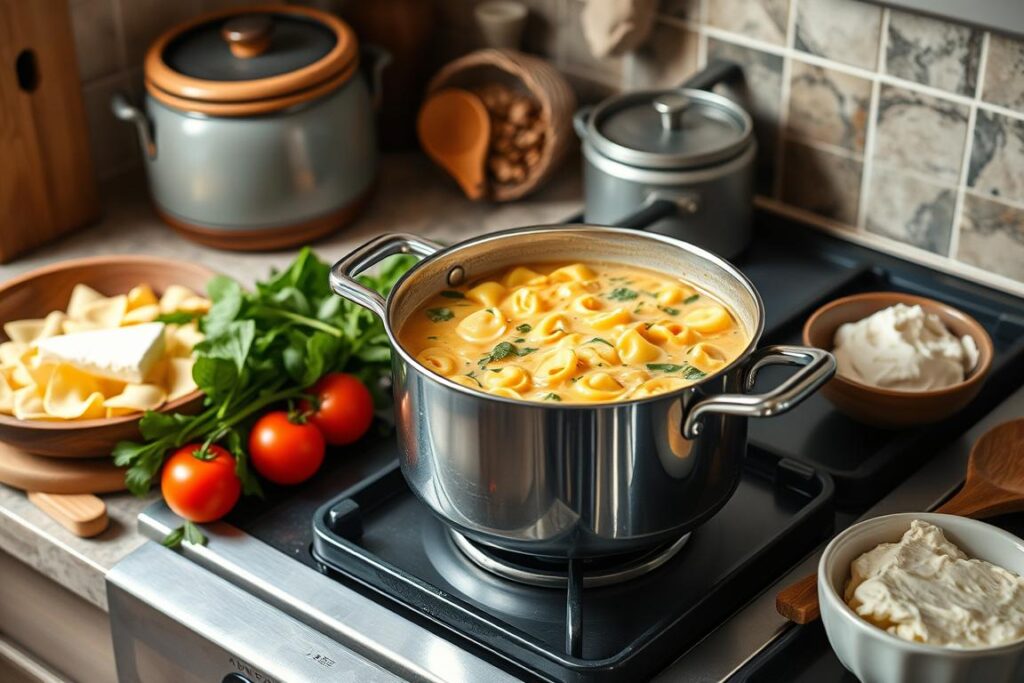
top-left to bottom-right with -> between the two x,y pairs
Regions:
330,226 -> 835,559
111,6 -> 387,250
575,60 -> 756,259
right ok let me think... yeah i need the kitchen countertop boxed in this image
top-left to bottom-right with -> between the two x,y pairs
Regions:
0,152 -> 582,611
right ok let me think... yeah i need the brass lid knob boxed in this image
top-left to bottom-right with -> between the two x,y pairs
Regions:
221,15 -> 273,59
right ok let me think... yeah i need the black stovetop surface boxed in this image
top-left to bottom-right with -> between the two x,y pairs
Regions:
228,213 -> 1024,682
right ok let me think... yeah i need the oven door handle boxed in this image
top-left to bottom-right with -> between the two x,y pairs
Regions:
329,233 -> 443,319
683,345 -> 835,439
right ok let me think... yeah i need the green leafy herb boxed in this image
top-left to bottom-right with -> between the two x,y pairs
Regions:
586,337 -> 613,347
646,363 -> 685,373
513,337 -> 526,343
607,287 -> 638,301
478,341 -> 538,367
516,323 -> 532,333
543,393 -> 562,401
683,294 -> 700,304
426,307 -> 454,322
463,371 -> 482,387
440,290 -> 465,299
427,335 -> 438,340
162,520 -> 208,549
659,305 -> 680,316
646,362 -> 708,380
113,247 -> 415,497
156,311 -> 202,324
682,365 -> 707,380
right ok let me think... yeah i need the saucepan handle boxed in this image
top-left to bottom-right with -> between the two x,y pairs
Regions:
683,345 -> 835,439
329,233 -> 443,319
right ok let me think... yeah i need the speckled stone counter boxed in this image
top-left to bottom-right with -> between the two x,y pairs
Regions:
0,153 -> 582,610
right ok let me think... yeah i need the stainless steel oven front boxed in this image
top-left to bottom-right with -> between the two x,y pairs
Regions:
105,543 -> 399,683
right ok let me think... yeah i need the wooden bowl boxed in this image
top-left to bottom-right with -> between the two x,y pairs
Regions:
427,48 -> 576,201
802,292 -> 993,429
0,255 -> 214,457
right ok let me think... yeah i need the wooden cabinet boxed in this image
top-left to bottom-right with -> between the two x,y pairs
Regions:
0,0 -> 99,263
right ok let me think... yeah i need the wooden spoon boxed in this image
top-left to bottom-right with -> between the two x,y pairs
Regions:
776,418 -> 1024,624
417,88 -> 491,200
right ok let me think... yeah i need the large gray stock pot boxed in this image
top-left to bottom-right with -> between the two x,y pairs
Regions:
330,226 -> 835,559
112,5 -> 385,251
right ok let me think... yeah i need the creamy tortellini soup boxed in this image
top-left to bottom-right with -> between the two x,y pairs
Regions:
399,262 -> 750,403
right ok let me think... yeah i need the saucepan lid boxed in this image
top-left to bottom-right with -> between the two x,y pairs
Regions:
145,5 -> 358,116
583,88 -> 753,170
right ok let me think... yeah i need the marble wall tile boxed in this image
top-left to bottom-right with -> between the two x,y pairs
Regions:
707,38 -> 784,195
957,193 -> 1024,281
560,0 -> 624,84
781,141 -> 862,224
968,111 -> 1024,204
660,0 -> 702,23
625,20 -> 699,88
873,85 -> 969,185
885,11 -> 982,96
865,166 -> 955,254
794,0 -> 882,70
787,61 -> 871,152
982,34 -> 1024,112
70,0 -> 123,83
707,0 -> 790,46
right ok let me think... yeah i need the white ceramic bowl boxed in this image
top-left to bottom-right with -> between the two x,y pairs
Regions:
819,513 -> 1024,683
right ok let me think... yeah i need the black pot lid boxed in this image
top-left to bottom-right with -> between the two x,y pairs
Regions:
146,5 -> 357,106
585,89 -> 753,170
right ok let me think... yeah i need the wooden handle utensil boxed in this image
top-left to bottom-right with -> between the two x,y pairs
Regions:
27,492 -> 109,538
776,418 -> 1024,624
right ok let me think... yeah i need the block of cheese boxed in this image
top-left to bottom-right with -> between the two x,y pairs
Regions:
34,322 -> 166,384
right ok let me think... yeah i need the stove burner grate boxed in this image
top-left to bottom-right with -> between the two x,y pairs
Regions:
449,530 -> 691,588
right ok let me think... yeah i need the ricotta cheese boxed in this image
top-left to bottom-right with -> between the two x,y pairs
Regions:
34,322 -> 166,384
844,520 -> 1024,648
833,304 -> 978,391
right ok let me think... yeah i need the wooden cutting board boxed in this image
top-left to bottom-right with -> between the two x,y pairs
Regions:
0,0 -> 99,263
0,441 -> 126,493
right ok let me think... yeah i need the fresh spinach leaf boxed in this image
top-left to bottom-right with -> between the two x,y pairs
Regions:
426,307 -> 454,322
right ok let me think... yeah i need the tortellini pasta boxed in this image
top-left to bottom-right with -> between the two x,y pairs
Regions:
504,288 -> 544,319
456,308 -> 507,343
399,261 -> 747,403
0,282 -> 209,420
417,348 -> 460,376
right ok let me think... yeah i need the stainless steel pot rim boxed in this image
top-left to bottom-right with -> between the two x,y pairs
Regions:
585,88 -> 755,170
383,224 -> 766,409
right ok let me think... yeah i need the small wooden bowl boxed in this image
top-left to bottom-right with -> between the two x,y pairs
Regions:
427,48 -> 576,201
0,255 -> 214,458
802,292 -> 993,429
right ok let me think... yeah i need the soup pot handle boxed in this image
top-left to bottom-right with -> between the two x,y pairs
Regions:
683,345 -> 835,439
330,233 -> 443,319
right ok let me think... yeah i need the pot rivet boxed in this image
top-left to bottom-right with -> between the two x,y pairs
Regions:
447,266 -> 465,287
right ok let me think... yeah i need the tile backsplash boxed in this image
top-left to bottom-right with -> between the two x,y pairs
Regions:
68,0 -> 1024,294
490,0 -> 1024,295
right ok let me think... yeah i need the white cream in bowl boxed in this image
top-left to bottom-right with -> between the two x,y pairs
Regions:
845,519 -> 1024,648
819,513 -> 1024,683
833,304 -> 978,391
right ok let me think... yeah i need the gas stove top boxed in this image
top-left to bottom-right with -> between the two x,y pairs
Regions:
118,212 -> 1024,683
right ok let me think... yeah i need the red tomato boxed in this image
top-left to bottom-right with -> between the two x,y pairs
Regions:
161,444 -> 241,523
249,411 -> 325,485
301,373 -> 374,446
